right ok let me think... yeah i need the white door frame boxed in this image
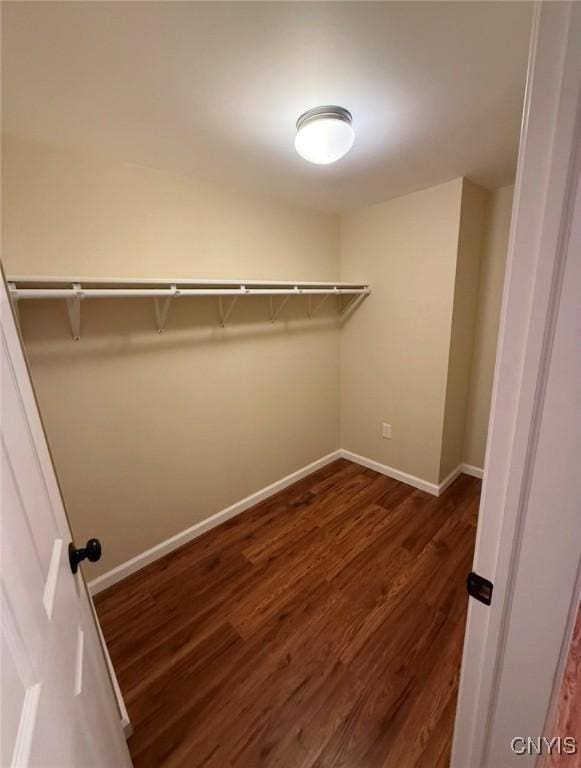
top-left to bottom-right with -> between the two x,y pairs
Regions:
451,2 -> 581,766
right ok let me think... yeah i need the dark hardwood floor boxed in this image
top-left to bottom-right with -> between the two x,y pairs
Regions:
95,458 -> 480,768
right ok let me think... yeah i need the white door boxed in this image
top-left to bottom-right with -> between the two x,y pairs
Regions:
0,272 -> 132,768
452,2 -> 581,767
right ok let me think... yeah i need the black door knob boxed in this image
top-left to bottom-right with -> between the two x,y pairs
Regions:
69,538 -> 102,574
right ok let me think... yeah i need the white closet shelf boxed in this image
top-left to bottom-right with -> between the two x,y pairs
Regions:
7,276 -> 370,340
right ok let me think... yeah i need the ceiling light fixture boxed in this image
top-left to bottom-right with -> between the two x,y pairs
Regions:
295,106 -> 355,165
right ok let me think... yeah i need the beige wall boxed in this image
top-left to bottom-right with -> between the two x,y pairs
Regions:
3,136 -> 338,281
439,179 -> 488,481
2,136 -> 341,576
463,185 -> 514,468
340,179 -> 465,485
2,134 -> 512,575
340,177 -> 505,485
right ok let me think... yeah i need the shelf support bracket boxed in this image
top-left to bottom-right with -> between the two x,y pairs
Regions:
269,295 -> 290,323
154,285 -> 177,333
340,292 -> 364,318
218,293 -> 241,327
308,291 -> 333,319
66,283 -> 83,341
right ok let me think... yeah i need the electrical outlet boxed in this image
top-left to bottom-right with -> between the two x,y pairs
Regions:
382,422 -> 392,439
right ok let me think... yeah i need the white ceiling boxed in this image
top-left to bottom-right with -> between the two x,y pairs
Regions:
2,2 -> 532,212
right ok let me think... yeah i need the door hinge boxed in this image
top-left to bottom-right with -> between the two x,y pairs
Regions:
467,571 -> 494,606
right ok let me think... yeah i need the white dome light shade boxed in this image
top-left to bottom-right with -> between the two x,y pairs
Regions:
295,106 -> 354,165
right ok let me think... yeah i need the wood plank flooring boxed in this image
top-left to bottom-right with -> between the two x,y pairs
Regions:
95,458 -> 480,768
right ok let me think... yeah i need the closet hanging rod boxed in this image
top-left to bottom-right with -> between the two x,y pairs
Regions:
6,277 -> 371,338
7,275 -> 369,289
8,286 -> 370,299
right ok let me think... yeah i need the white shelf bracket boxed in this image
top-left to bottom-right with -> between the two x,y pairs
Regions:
218,287 -> 243,326
308,291 -> 333,318
269,295 -> 290,322
66,283 -> 83,341
340,292 -> 364,317
154,285 -> 177,333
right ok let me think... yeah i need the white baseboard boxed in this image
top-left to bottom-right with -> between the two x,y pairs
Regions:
461,463 -> 484,479
438,464 -> 464,495
88,449 -> 342,595
340,451 -> 478,496
90,596 -> 132,737
339,449 -> 441,496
